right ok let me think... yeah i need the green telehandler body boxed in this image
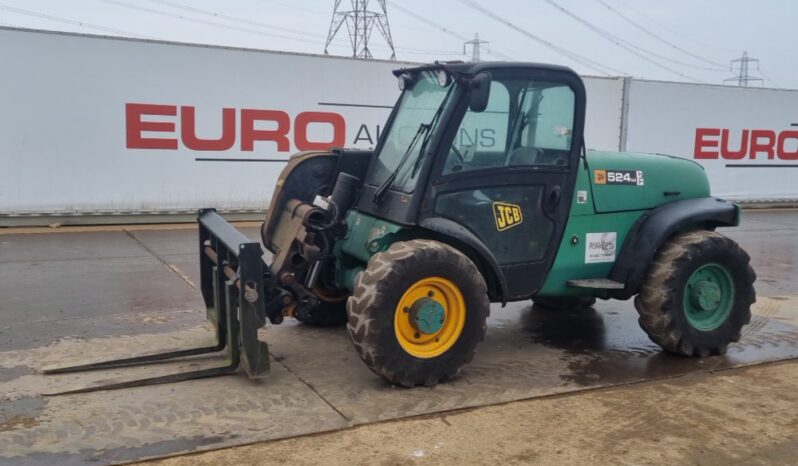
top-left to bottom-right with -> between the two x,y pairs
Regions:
46,62 -> 755,393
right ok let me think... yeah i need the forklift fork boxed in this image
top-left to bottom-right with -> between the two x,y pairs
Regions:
43,209 -> 271,395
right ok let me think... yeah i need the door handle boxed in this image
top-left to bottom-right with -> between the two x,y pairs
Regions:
546,186 -> 562,211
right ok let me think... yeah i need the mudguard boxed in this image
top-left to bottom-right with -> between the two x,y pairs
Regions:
420,216 -> 508,304
609,197 -> 740,299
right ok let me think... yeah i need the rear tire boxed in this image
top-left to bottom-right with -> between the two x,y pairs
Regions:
532,296 -> 596,311
634,230 -> 756,357
346,240 -> 489,387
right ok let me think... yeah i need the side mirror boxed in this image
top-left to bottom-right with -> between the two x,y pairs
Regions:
468,72 -> 492,112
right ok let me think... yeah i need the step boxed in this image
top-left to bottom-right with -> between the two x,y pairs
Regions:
566,278 -> 625,290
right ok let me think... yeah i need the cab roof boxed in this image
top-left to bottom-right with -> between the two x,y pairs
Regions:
392,61 -> 578,78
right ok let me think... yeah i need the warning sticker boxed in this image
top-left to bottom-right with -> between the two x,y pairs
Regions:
594,169 -> 645,186
585,232 -> 617,264
576,190 -> 588,204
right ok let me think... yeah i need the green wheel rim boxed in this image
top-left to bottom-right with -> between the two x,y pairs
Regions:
683,263 -> 735,331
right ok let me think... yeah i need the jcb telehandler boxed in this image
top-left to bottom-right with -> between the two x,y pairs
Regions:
47,62 -> 755,393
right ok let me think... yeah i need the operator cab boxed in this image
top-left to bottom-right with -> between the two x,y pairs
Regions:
357,62 -> 587,299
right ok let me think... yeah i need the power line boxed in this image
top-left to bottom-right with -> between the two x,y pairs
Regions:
324,0 -> 396,60
99,0 -> 445,59
459,0 -> 625,76
0,3 -> 148,38
98,0 -> 322,45
142,0 -> 325,39
542,0 -> 701,82
113,0 -> 449,60
256,0 -> 328,16
612,0 -> 737,54
757,69 -> 782,89
596,0 -> 726,70
388,2 -> 515,61
389,2 -> 468,42
463,33 -> 488,62
724,52 -> 764,87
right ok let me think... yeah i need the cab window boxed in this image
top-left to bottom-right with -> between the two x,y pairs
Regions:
443,76 -> 575,175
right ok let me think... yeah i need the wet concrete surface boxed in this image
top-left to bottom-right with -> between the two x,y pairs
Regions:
0,211 -> 796,464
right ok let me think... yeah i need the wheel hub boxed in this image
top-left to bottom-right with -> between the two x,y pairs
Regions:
683,263 -> 735,331
410,298 -> 446,334
690,280 -> 722,311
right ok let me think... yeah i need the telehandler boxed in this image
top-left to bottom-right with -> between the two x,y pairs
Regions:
47,62 -> 755,393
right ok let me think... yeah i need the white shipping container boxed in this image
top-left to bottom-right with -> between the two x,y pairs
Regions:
624,80 -> 798,200
2,27 -> 793,221
0,28 -> 406,214
0,28 -> 626,218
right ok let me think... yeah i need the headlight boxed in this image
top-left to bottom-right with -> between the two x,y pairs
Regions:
398,74 -> 411,91
436,69 -> 450,87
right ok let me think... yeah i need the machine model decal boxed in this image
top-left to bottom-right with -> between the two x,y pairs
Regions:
593,169 -> 645,186
585,232 -> 617,263
492,202 -> 523,231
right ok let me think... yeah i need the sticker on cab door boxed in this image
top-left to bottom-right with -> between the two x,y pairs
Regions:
585,232 -> 617,264
493,202 -> 523,231
594,169 -> 645,186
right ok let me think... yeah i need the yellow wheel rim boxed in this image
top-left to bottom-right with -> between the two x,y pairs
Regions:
394,276 -> 466,359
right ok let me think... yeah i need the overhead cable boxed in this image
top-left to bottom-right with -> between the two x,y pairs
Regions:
612,0 -> 737,54
0,3 -> 147,37
390,1 -> 516,61
143,0 -> 324,39
542,0 -> 701,82
459,0 -> 626,76
99,0 -> 320,44
596,0 -> 726,69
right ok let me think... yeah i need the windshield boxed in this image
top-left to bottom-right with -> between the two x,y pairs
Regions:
370,71 -> 455,193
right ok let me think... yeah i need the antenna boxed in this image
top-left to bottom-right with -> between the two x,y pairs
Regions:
724,51 -> 764,87
324,0 -> 395,60
463,33 -> 488,62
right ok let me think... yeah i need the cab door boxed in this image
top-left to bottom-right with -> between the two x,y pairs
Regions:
422,68 -> 586,300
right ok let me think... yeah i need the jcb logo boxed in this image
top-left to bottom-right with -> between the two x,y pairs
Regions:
493,202 -> 523,231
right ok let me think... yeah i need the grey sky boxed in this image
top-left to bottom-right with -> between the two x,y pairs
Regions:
1,0 -> 793,88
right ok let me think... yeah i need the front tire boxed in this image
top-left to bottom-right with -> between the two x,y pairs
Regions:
346,240 -> 489,387
634,230 -> 756,357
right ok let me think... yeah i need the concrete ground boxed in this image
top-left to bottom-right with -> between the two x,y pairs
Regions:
0,210 -> 797,464
147,360 -> 798,466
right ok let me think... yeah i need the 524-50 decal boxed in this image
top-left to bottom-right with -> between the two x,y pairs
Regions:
594,169 -> 645,186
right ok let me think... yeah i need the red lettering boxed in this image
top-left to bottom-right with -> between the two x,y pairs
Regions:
778,130 -> 798,160
180,106 -> 236,151
240,109 -> 290,152
694,128 -> 720,159
749,130 -> 776,159
719,129 -> 748,160
294,111 -> 346,151
126,103 -> 178,149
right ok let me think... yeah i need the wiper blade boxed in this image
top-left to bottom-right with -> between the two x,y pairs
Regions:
373,85 -> 454,203
374,122 -> 429,202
